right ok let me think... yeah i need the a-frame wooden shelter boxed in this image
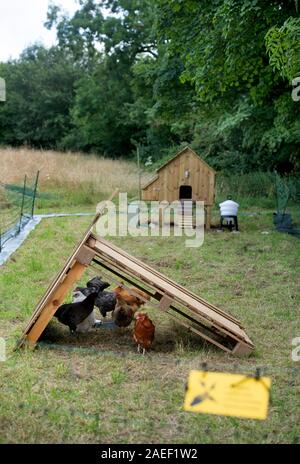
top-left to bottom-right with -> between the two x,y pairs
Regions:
18,214 -> 254,356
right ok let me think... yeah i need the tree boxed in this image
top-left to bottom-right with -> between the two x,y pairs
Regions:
266,16 -> 300,82
155,0 -> 300,172
65,55 -> 138,155
1,0 -> 299,172
0,45 -> 79,148
46,0 -> 159,156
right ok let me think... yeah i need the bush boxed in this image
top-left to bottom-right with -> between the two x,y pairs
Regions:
216,172 -> 300,209
217,172 -> 276,199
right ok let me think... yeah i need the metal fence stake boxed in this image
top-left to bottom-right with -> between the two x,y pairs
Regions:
31,170 -> 40,217
18,174 -> 27,233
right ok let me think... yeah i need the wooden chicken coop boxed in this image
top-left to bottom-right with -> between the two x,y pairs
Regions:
142,146 -> 216,228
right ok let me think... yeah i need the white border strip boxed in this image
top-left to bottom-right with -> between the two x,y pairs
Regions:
0,213 -> 94,266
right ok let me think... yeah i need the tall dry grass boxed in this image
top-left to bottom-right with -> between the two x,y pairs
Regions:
0,147 -> 139,192
0,147 -> 148,206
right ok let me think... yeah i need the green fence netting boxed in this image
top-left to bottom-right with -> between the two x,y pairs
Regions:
0,171 -> 39,251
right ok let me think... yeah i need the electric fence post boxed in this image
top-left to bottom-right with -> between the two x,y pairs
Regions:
18,175 -> 27,233
31,170 -> 40,217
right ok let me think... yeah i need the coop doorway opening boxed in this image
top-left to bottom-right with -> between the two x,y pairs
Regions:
179,185 -> 192,200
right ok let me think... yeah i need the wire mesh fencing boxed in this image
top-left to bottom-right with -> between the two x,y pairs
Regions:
0,171 -> 39,252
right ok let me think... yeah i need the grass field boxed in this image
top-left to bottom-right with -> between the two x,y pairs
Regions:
0,148 -> 300,444
1,206 -> 300,444
0,146 -> 283,210
0,147 -> 144,208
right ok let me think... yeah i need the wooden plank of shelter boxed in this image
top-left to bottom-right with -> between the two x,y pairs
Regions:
20,189 -> 117,337
90,241 -> 253,350
90,253 -> 239,351
167,312 -> 232,354
90,235 -> 242,328
179,152 -> 185,183
18,237 -> 97,347
19,212 -> 253,354
191,155 -> 198,198
25,261 -> 87,347
91,237 -> 250,342
18,192 -> 120,348
232,341 -> 253,356
76,245 -> 96,266
94,253 -> 241,351
208,172 -> 215,205
19,213 -> 101,340
204,166 -> 209,204
102,253 -> 243,342
158,294 -> 174,311
88,234 -> 242,327
92,258 -> 154,299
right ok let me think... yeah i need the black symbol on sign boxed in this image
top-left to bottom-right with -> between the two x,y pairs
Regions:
190,382 -> 216,406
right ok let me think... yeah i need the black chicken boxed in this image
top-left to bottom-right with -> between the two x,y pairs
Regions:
77,276 -> 117,318
96,292 -> 117,318
55,291 -> 98,334
86,276 -> 110,292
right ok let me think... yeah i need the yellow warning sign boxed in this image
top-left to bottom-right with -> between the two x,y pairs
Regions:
184,370 -> 271,420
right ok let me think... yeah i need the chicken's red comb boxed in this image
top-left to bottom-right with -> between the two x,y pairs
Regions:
135,311 -> 147,319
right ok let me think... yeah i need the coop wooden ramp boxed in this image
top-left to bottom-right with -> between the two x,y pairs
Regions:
18,215 -> 254,356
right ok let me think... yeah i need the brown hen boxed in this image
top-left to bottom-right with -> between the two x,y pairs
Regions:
113,284 -> 150,309
133,312 -> 155,355
113,301 -> 135,328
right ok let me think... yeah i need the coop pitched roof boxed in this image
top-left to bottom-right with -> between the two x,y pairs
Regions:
157,146 -> 216,174
142,146 -> 215,190
142,174 -> 159,190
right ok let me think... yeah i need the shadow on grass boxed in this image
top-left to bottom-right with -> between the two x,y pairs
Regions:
39,317 -> 212,356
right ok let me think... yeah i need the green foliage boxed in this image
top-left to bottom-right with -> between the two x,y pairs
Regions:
0,46 -> 79,148
274,171 -> 300,213
155,0 -> 300,173
0,0 -> 299,173
217,171 -> 275,200
63,56 -> 137,155
266,17 -> 300,82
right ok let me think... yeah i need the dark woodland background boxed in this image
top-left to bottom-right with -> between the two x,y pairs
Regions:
0,0 -> 299,174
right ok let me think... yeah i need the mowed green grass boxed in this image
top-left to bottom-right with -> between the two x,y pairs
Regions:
0,209 -> 300,444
